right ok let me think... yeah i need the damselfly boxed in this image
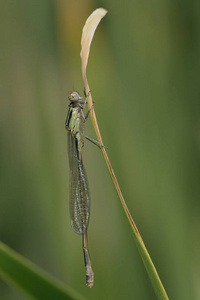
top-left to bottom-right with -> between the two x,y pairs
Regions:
65,91 -> 94,287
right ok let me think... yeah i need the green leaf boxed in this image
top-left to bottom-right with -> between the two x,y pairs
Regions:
0,242 -> 86,300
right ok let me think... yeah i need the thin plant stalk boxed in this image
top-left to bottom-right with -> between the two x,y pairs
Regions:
80,8 -> 169,300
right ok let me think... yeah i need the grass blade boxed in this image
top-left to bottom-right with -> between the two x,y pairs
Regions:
80,8 -> 169,300
0,242 -> 86,300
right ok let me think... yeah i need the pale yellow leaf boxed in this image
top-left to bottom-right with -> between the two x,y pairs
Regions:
80,8 -> 107,95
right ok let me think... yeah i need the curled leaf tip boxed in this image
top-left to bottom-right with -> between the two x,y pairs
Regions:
80,8 -> 107,91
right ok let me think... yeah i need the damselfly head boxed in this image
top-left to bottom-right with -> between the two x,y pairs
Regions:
68,91 -> 83,102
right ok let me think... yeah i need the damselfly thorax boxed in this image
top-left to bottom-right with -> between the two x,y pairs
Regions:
65,91 -> 86,155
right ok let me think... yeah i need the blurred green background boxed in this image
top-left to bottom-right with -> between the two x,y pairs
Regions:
1,0 -> 200,299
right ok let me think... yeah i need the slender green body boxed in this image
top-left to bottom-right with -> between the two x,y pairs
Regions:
65,91 -> 94,288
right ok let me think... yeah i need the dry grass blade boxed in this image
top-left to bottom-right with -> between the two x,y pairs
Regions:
80,8 -> 107,144
80,8 -> 169,300
81,8 -> 107,90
